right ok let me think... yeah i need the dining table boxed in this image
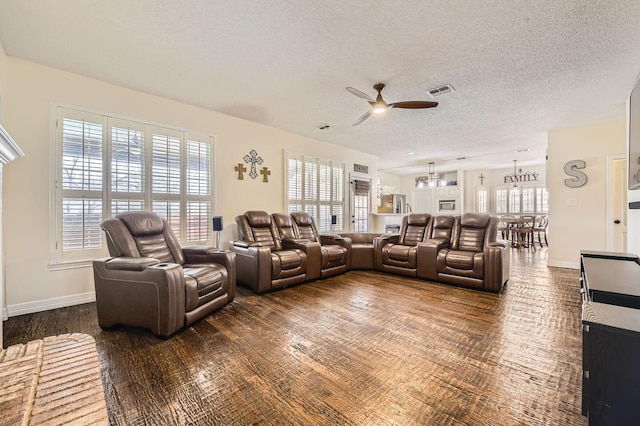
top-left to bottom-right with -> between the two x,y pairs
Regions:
499,216 -> 525,248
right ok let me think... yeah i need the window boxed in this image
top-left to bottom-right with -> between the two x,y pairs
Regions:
495,185 -> 547,215
285,152 -> 345,232
536,187 -> 548,213
476,187 -> 488,213
496,189 -> 508,214
54,107 -> 214,263
509,188 -> 521,214
521,188 -> 535,213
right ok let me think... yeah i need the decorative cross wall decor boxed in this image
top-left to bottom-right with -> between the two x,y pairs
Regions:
479,173 -> 485,185
243,149 -> 263,179
260,167 -> 271,183
235,163 -> 247,180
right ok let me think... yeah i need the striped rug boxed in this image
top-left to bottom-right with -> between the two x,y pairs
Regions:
0,333 -> 108,425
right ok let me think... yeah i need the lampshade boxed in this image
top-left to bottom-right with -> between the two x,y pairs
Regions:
212,216 -> 223,231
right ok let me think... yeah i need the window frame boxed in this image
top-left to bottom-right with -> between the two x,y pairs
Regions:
476,186 -> 488,213
51,106 -> 215,267
495,184 -> 547,215
284,151 -> 345,232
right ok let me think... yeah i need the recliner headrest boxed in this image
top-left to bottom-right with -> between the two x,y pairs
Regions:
433,215 -> 454,228
291,212 -> 313,226
245,211 -> 272,227
407,213 -> 430,225
460,213 -> 490,228
272,213 -> 294,228
117,211 -> 164,236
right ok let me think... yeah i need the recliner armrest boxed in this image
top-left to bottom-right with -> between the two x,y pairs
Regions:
416,239 -> 450,281
484,242 -> 510,292
282,238 -> 313,246
489,240 -> 509,249
377,234 -> 399,245
232,240 -> 263,248
104,257 -> 161,271
182,245 -> 235,267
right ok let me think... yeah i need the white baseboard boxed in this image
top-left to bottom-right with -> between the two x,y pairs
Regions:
6,291 -> 96,318
2,307 -> 7,321
547,260 -> 580,270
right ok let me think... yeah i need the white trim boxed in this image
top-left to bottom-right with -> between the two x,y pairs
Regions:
0,123 -> 24,164
47,259 -> 94,271
606,154 -> 627,251
547,260 -> 580,270
7,291 -> 96,317
2,307 -> 7,321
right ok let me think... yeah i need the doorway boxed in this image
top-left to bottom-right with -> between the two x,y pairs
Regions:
350,175 -> 371,232
607,156 -> 628,252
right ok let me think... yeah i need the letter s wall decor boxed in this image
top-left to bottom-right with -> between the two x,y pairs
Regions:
564,160 -> 587,188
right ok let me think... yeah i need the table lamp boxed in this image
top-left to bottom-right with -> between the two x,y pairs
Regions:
212,216 -> 223,250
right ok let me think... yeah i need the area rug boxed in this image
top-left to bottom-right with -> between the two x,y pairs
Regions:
0,333 -> 108,425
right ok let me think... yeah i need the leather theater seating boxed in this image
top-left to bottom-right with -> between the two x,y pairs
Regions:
232,211 -> 510,294
93,211 -> 236,337
290,212 -> 351,278
232,211 -> 312,294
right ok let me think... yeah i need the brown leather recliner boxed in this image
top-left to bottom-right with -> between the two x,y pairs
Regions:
232,211 -> 310,293
433,213 -> 510,292
289,212 -> 352,278
417,215 -> 456,281
93,211 -> 236,337
375,213 -> 432,277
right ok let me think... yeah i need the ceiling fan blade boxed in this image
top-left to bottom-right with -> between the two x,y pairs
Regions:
352,110 -> 373,126
346,87 -> 374,102
388,101 -> 438,109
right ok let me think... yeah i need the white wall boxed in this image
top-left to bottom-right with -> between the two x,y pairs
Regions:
547,119 -> 626,268
3,58 -> 377,314
0,41 -> 6,122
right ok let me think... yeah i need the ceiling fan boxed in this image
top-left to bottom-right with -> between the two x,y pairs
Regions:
346,83 -> 438,126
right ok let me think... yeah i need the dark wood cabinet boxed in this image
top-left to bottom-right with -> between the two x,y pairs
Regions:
580,251 -> 640,424
580,252 -> 640,309
582,302 -> 640,425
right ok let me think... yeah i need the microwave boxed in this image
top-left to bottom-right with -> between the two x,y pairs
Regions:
439,200 -> 456,212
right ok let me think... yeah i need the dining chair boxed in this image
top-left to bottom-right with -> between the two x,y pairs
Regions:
514,215 -> 536,250
497,217 -> 509,240
534,215 -> 548,247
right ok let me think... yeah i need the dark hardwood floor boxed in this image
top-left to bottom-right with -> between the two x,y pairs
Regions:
3,248 -> 586,425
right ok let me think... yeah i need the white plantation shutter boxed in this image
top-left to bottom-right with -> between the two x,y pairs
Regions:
522,188 -> 534,213
496,189 -> 508,214
536,187 -> 548,213
60,111 -> 104,255
185,137 -> 212,242
152,131 -> 181,195
152,200 -> 181,232
54,107 -> 215,263
285,152 -> 345,232
476,188 -> 488,213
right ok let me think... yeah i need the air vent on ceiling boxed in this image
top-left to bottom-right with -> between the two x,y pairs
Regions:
426,84 -> 455,98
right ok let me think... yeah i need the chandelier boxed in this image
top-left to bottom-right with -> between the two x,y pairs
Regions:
504,160 -> 539,193
414,162 -> 451,187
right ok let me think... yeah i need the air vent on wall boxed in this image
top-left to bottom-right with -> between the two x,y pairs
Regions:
426,84 -> 455,98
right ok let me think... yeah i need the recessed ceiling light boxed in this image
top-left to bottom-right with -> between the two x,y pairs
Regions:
408,152 -> 415,155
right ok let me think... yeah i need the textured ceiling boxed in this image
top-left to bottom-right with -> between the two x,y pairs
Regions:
1,0 -> 639,175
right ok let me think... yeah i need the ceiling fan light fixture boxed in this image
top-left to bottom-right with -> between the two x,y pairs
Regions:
373,103 -> 387,114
